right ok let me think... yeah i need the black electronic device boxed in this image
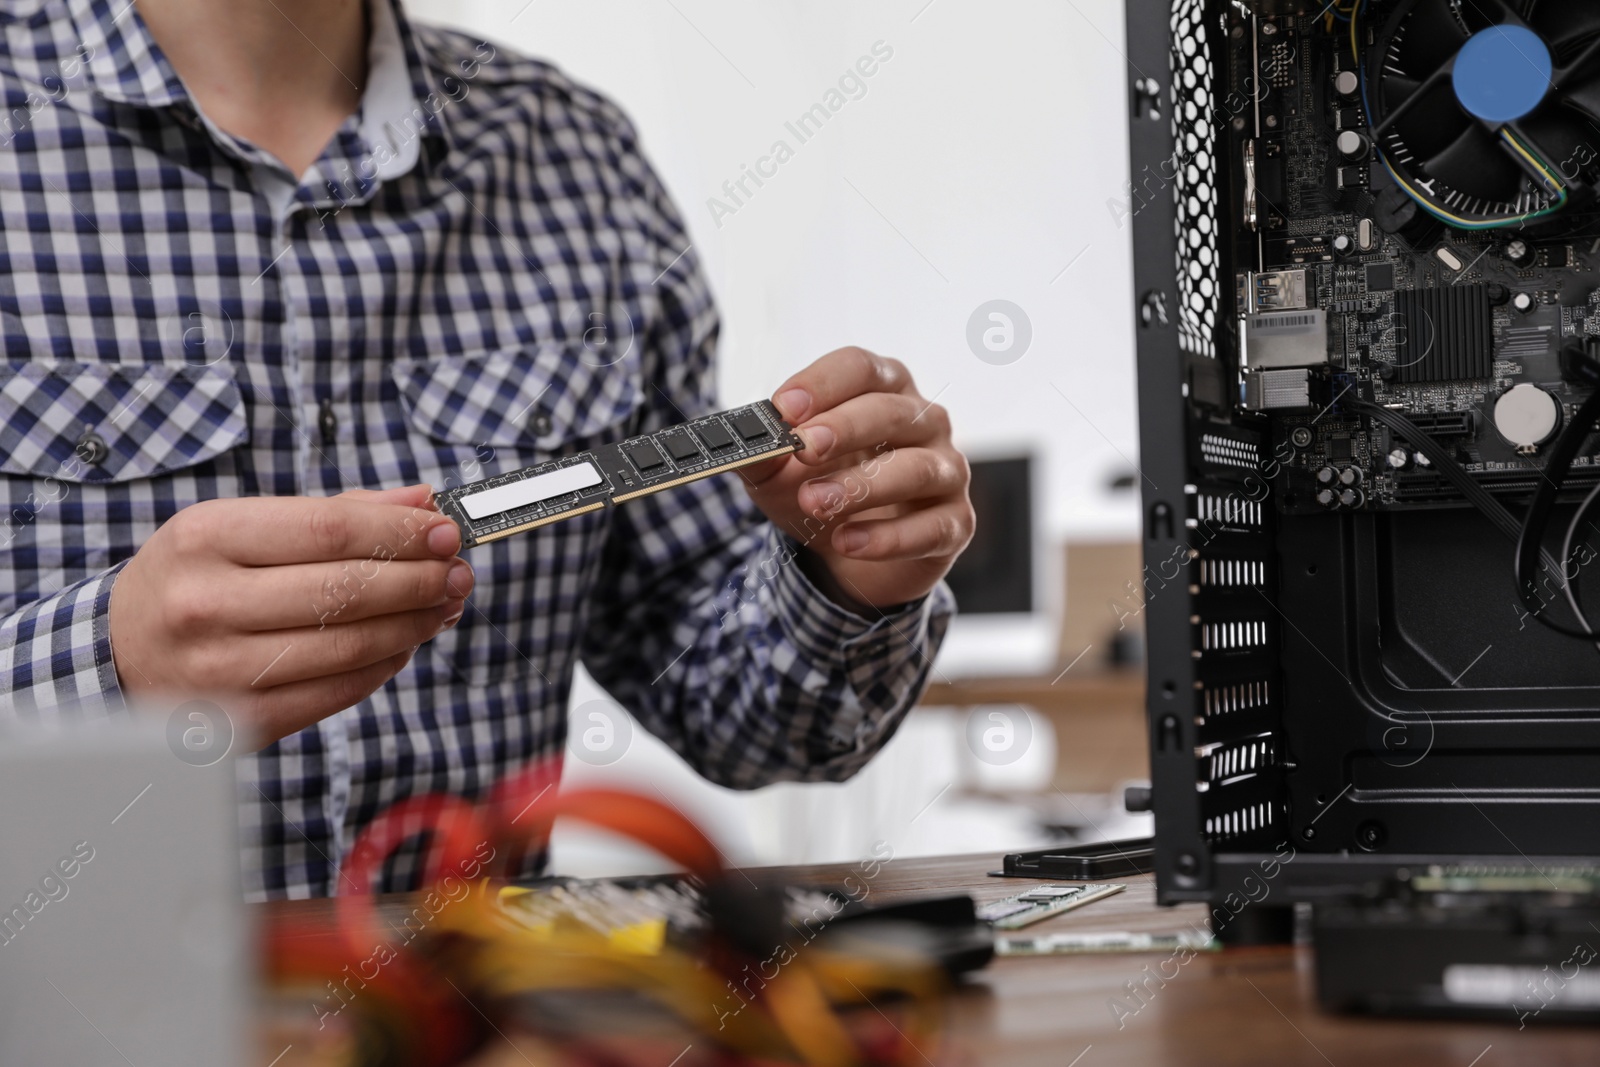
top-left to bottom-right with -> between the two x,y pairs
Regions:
942,455 -> 1035,614
1124,0 -> 1600,1008
1312,865 -> 1600,1022
996,838 -> 1157,881
434,400 -> 802,548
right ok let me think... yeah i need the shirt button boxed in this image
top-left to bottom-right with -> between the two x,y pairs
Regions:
75,430 -> 109,465
529,411 -> 553,436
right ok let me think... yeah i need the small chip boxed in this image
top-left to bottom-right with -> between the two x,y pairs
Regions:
1330,435 -> 1353,461
730,410 -> 771,442
695,420 -> 735,451
664,433 -> 700,461
1365,262 -> 1395,292
625,440 -> 666,472
1018,886 -> 1082,901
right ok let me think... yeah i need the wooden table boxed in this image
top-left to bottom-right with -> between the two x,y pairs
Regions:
262,853 -> 1598,1067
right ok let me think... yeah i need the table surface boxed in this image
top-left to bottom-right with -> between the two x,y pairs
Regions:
263,853 -> 1599,1067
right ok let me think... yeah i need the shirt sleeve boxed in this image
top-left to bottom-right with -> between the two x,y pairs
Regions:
0,562 -> 127,721
578,120 -> 954,788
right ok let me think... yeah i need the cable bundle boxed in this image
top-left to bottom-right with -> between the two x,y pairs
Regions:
265,760 -> 951,1067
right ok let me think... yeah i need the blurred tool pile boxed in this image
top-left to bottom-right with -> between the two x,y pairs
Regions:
263,762 -> 991,1067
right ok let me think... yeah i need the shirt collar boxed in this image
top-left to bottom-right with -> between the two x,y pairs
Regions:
65,0 -> 189,109
62,0 -> 452,174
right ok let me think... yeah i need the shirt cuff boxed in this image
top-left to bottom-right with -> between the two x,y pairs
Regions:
765,528 -> 955,753
0,561 -> 129,722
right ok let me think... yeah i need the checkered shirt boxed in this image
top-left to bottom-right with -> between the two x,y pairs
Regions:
0,0 -> 953,898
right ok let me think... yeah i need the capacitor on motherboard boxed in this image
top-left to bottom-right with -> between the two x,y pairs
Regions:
1316,466 -> 1339,487
1333,70 -> 1361,97
1333,234 -> 1354,256
1336,130 -> 1371,160
1338,467 -> 1363,487
1387,448 -> 1410,470
1338,487 -> 1365,508
1316,488 -> 1339,509
1502,238 -> 1538,269
1512,291 -> 1537,314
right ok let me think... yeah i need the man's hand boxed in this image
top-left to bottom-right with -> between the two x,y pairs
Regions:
744,347 -> 975,611
108,484 -> 474,748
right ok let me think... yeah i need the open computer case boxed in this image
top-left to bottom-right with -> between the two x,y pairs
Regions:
1126,0 -> 1600,1017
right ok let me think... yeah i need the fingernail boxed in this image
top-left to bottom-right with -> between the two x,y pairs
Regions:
802,425 -> 835,457
446,560 -> 474,598
427,520 -> 461,557
442,605 -> 465,629
774,388 -> 810,422
838,527 -> 870,554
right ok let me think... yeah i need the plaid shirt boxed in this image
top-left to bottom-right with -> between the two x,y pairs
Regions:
0,0 -> 952,898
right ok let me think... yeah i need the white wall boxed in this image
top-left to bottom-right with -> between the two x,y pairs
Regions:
406,0 -> 1141,541
402,0 -> 1144,870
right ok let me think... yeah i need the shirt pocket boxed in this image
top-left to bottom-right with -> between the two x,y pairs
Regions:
391,344 -> 642,686
0,362 -> 249,610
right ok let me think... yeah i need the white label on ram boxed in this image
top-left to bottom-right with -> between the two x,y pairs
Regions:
459,461 -> 605,521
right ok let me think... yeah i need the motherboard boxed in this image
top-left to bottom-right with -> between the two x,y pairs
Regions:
1225,1 -> 1600,516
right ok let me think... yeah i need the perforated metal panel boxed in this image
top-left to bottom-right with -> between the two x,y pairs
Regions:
1170,0 -> 1221,359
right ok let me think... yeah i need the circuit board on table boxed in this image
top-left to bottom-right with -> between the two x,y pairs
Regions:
974,884 -> 1127,930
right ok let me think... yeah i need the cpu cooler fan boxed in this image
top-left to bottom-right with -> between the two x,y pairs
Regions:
1367,0 -> 1600,228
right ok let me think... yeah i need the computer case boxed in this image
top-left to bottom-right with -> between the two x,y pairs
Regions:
1124,0 -> 1600,918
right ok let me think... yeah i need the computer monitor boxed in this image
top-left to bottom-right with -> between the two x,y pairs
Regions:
933,453 -> 1057,678
1126,0 -> 1600,907
944,456 -> 1034,615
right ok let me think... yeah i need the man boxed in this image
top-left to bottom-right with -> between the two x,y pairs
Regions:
0,0 -> 973,898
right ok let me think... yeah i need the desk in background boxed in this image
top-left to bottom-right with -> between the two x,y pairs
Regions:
920,673 -> 1147,794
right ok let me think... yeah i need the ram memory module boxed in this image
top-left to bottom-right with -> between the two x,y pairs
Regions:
433,399 -> 804,548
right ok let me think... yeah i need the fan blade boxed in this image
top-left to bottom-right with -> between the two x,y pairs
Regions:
1382,72 -> 1423,108
1390,80 -> 1472,160
1423,123 -> 1527,204
1518,106 -> 1600,178
1529,3 -> 1600,57
1395,0 -> 1472,76
1566,72 -> 1600,125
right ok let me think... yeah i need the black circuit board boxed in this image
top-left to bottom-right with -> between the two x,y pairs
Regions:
1224,6 -> 1600,516
434,400 -> 802,548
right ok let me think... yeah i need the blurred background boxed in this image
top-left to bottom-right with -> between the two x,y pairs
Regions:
405,0 -> 1149,875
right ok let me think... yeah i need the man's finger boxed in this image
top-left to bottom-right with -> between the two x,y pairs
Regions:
244,650 -> 415,751
202,496 -> 461,565
339,484 -> 438,509
831,500 -> 976,561
797,447 -> 964,523
771,347 -> 916,424
237,556 -> 473,631
229,604 -> 459,688
786,391 -> 943,465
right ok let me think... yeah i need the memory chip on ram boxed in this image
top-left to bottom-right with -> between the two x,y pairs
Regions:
433,399 -> 804,548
